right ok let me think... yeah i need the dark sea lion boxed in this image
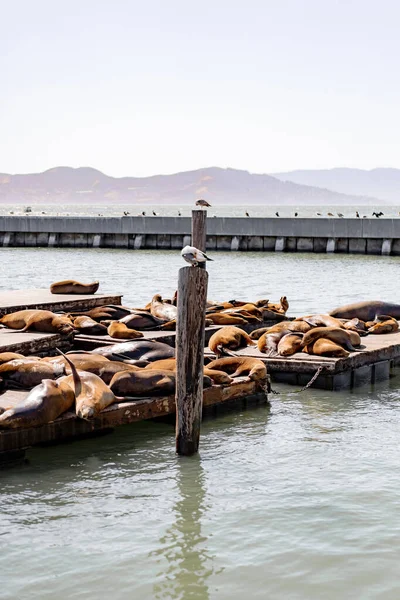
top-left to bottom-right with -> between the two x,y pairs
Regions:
50,280 -> 100,295
0,309 -> 74,335
109,369 -> 176,397
368,316 -> 399,334
107,322 -> 144,339
150,294 -> 178,322
208,326 -> 255,357
118,312 -> 166,330
0,378 -> 75,429
73,316 -> 108,336
304,338 -> 350,358
0,360 -> 65,389
301,327 -> 359,352
206,356 -> 267,381
329,301 -> 400,321
0,352 -> 27,364
74,305 -> 132,322
277,333 -> 304,356
60,352 -> 117,419
91,340 -> 175,362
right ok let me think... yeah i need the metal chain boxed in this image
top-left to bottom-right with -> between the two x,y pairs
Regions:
268,365 -> 325,395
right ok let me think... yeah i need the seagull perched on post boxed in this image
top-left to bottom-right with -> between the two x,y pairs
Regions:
196,199 -> 211,208
181,245 -> 213,266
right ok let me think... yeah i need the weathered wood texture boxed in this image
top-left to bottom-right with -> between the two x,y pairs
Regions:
191,210 -> 207,254
175,266 -> 209,455
0,289 -> 123,317
0,329 -> 73,355
0,377 -> 266,454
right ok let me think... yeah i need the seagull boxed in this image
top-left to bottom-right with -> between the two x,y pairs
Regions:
372,211 -> 380,218
152,211 -> 157,216
337,213 -> 344,218
356,211 -> 360,218
294,212 -> 298,217
316,212 -> 322,216
275,212 -> 279,217
142,211 -> 146,216
245,211 -> 250,217
196,199 -> 211,208
123,211 -> 130,216
327,212 -> 334,216
181,245 -> 213,266
178,210 -> 181,216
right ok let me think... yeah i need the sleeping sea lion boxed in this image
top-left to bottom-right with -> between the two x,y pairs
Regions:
109,369 -> 176,397
304,338 -> 350,358
150,294 -> 177,322
367,316 -> 399,334
60,352 -> 117,419
0,310 -> 74,335
277,333 -> 304,356
0,352 -> 27,364
299,314 -> 345,328
223,304 -> 262,317
73,316 -> 108,336
208,326 -> 255,357
329,301 -> 400,321
206,356 -> 267,381
118,312 -> 166,330
301,327 -> 360,352
50,280 -> 100,294
207,313 -> 248,326
0,378 -> 75,429
107,322 -> 144,339
43,353 -> 138,385
144,358 -> 232,385
91,340 -> 175,362
0,360 -> 65,389
257,330 -> 289,355
73,305 -> 132,322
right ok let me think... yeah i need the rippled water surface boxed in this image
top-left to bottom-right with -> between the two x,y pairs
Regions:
1,248 -> 400,599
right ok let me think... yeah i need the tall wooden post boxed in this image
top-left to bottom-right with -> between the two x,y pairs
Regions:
175,210 -> 208,455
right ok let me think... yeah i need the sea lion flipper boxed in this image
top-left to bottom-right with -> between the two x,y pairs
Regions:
56,348 -> 82,398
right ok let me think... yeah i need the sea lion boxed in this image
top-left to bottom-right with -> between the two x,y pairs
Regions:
91,340 -> 175,362
207,313 -> 248,326
73,316 -> 108,336
367,316 -> 399,334
0,310 -> 74,335
250,322 -> 292,339
0,378 -> 75,429
43,353 -> 138,385
118,312 -> 166,330
144,358 -> 232,385
150,294 -> 177,322
0,360 -> 65,389
0,352 -> 27,364
50,280 -> 100,295
221,310 -> 262,323
107,322 -> 144,339
277,333 -> 304,356
60,352 -> 117,419
257,330 -> 289,355
222,304 -> 262,317
208,326 -> 255,357
206,356 -> 267,381
266,296 -> 289,314
304,338 -> 350,358
299,314 -> 345,328
301,327 -> 360,352
109,369 -> 176,397
73,305 -> 132,322
329,301 -> 400,322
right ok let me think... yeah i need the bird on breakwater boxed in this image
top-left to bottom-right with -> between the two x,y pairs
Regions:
196,199 -> 211,208
356,211 -> 360,218
142,211 -> 146,217
294,212 -> 298,217
181,245 -> 213,266
337,213 -> 344,218
372,211 -> 381,218
178,211 -> 181,216
316,212 -> 322,216
327,212 -> 334,216
123,211 -> 130,216
275,212 -> 279,217
245,211 -> 250,217
152,211 -> 157,216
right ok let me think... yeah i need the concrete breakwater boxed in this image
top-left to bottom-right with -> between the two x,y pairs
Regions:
0,215 -> 399,255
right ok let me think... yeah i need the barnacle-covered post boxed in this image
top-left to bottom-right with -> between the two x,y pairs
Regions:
175,210 -> 208,455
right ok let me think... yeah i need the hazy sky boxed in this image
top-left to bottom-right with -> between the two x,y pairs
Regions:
2,0 -> 400,176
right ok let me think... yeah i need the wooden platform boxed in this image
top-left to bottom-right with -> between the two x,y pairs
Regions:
0,328 -> 73,355
204,331 -> 400,390
0,377 -> 267,458
0,288 -> 123,317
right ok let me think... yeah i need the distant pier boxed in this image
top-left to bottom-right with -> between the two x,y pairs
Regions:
0,216 -> 399,255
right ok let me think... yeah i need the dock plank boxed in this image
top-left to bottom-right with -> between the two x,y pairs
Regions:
0,328 -> 73,356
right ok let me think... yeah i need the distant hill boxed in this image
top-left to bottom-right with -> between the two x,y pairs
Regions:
0,166 -> 380,205
272,168 -> 400,204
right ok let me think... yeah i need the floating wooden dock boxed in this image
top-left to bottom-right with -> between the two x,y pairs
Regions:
0,288 -> 123,317
204,331 -> 400,390
0,377 -> 267,462
0,329 -> 74,355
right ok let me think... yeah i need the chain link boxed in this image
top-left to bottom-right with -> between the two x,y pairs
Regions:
268,365 -> 325,395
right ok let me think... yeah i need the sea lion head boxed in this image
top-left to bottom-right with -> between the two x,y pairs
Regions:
52,316 -> 75,335
152,294 -> 163,303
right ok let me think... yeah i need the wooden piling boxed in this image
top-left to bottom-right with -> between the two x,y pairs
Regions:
175,209 -> 209,455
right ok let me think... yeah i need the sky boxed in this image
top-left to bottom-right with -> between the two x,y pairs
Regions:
2,0 -> 400,177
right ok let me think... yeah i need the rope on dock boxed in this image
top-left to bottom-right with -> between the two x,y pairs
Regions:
269,365 -> 325,395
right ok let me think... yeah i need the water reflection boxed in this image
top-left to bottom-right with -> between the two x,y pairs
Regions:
153,455 -> 214,600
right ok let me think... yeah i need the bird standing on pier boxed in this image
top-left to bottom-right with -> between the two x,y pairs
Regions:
152,211 -> 157,216
178,210 -> 181,216
275,212 -> 280,217
372,211 -> 380,218
181,245 -> 213,266
294,212 -> 298,217
142,211 -> 146,216
196,199 -> 211,208
245,211 -> 250,217
327,212 -> 334,216
356,211 -> 360,218
337,213 -> 344,218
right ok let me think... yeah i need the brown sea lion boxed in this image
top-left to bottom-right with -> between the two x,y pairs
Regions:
207,313 -> 248,326
329,301 -> 400,321
0,360 -> 65,389
60,352 -> 117,419
304,338 -> 350,358
0,352 -> 27,364
367,316 -> 399,334
208,326 -> 255,357
223,304 -> 262,317
0,378 -> 75,429
50,280 -> 100,295
43,353 -> 138,385
257,330 -> 289,355
222,310 -> 262,323
144,358 -> 232,384
0,310 -> 74,335
266,296 -> 289,314
109,369 -> 176,397
301,327 -> 359,352
42,353 -> 110,365
299,314 -> 345,328
107,322 -> 144,339
206,356 -> 267,381
277,333 -> 304,356
118,312 -> 166,330
150,294 -> 177,322
73,316 -> 108,336
73,305 -> 132,322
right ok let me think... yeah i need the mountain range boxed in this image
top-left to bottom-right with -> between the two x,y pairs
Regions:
0,166 -> 386,206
